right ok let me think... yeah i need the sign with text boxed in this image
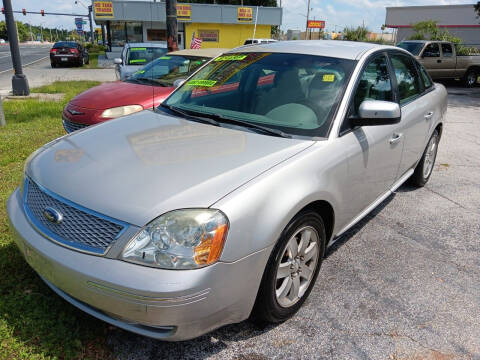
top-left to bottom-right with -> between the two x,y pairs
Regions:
237,7 -> 253,22
94,1 -> 114,19
198,29 -> 219,42
307,20 -> 326,29
177,4 -> 191,21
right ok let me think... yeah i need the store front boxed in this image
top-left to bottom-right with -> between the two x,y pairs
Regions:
93,1 -> 282,51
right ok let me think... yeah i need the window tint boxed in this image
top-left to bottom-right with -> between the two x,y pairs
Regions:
390,54 -> 421,104
422,43 -> 440,57
53,41 -> 77,49
353,55 -> 393,113
417,63 -> 433,89
441,43 -> 453,57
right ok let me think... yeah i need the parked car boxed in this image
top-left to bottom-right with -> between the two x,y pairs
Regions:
62,48 -> 228,133
244,38 -> 278,45
50,41 -> 89,68
397,40 -> 480,86
8,41 -> 446,341
115,42 -> 168,80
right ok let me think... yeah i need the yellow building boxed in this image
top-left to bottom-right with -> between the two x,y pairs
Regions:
93,1 -> 282,50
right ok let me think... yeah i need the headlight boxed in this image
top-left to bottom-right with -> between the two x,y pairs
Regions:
121,209 -> 229,269
100,105 -> 143,119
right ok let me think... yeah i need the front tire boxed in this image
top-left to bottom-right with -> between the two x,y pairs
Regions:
409,129 -> 440,187
251,211 -> 326,324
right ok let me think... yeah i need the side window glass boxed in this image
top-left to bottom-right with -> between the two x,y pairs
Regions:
418,63 -> 433,89
390,54 -> 421,104
353,55 -> 393,114
441,43 -> 453,57
422,43 -> 440,57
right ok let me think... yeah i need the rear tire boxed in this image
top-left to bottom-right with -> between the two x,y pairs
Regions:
251,211 -> 326,324
463,68 -> 478,87
51,62 -> 56,68
409,129 -> 440,187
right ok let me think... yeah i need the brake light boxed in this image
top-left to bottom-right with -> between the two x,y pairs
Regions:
50,49 -> 57,54
69,48 -> 79,54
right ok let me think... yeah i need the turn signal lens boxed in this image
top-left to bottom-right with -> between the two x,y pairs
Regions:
194,224 -> 228,265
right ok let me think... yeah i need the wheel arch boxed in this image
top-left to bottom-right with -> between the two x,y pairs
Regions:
297,200 -> 335,244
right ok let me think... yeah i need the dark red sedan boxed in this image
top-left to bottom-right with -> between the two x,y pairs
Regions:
62,48 -> 228,133
50,41 -> 89,68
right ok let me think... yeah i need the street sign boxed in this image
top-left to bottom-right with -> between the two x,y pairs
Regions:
307,20 -> 326,29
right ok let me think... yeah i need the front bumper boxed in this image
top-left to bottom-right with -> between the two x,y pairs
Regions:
7,189 -> 270,341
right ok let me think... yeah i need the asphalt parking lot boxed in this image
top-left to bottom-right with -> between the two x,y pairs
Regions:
101,84 -> 480,360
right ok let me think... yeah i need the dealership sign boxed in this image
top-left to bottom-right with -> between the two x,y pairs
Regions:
177,4 -> 191,21
94,1 -> 114,19
237,7 -> 253,22
307,20 -> 326,29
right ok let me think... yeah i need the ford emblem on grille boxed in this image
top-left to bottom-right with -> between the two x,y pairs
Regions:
43,207 -> 63,224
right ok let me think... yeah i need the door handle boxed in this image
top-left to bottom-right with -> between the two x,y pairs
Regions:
389,133 -> 403,145
424,111 -> 434,120
437,59 -> 442,63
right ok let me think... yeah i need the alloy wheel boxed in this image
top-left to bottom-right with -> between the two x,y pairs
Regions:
423,134 -> 438,178
275,226 -> 319,308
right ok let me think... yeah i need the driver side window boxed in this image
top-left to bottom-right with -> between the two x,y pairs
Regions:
353,55 -> 393,115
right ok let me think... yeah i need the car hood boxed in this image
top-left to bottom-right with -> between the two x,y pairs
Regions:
27,111 -> 314,227
69,81 -> 174,110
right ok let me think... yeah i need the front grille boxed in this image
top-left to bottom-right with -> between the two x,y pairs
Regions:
63,118 -> 89,133
24,179 -> 127,254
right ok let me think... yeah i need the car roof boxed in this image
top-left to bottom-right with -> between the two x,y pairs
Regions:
229,40 -> 391,60
125,42 -> 167,48
167,48 -> 230,58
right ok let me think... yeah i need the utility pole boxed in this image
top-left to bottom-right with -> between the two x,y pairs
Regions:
28,23 -> 33,41
2,0 -> 29,95
305,0 -> 311,40
49,28 -> 52,42
166,0 -> 178,51
88,5 -> 94,44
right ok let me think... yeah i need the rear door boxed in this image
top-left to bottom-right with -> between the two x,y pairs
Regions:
438,43 -> 456,78
389,52 -> 430,176
420,43 -> 442,78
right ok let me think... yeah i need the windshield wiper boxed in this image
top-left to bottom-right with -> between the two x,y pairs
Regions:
129,77 -> 166,86
160,104 -> 220,127
160,105 -> 291,138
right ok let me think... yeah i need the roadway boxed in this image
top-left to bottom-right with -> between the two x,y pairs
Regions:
0,44 -> 51,74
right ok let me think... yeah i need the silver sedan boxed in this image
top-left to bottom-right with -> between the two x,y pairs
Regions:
7,41 -> 447,341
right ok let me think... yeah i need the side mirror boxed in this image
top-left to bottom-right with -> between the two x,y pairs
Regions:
173,79 -> 186,88
351,100 -> 401,127
114,58 -> 123,65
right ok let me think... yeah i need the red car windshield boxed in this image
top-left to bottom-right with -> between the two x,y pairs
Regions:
125,55 -> 209,87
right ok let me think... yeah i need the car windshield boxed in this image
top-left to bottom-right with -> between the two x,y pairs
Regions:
126,47 -> 168,65
397,42 -> 424,56
53,42 -> 77,49
164,52 -> 355,137
126,55 -> 209,86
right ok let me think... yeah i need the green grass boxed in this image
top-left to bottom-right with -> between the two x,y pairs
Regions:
82,53 -> 100,69
0,81 -> 115,359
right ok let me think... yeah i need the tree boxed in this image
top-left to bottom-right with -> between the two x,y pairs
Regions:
475,2 -> 480,18
343,26 -> 368,42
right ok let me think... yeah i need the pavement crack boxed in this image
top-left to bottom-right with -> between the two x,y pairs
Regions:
424,186 -> 480,216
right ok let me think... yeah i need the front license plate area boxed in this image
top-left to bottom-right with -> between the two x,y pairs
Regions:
24,244 -> 56,284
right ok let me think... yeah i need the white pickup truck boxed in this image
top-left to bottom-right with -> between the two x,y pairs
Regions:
397,40 -> 480,87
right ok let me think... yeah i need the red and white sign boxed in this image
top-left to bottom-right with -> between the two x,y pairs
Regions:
307,20 -> 326,29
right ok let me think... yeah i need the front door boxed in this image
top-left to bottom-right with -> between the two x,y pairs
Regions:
419,43 -> 442,78
338,54 -> 404,222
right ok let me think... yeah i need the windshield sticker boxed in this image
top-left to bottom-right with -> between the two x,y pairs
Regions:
159,56 -> 171,60
214,55 -> 248,62
187,79 -> 217,87
130,47 -> 147,51
129,59 -> 147,64
134,70 -> 145,75
322,74 -> 335,82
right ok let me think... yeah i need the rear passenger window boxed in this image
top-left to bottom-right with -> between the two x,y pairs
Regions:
441,43 -> 453,57
418,63 -> 433,89
353,55 -> 393,114
390,54 -> 422,104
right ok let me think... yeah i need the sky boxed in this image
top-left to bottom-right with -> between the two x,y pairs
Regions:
9,0 -> 477,33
